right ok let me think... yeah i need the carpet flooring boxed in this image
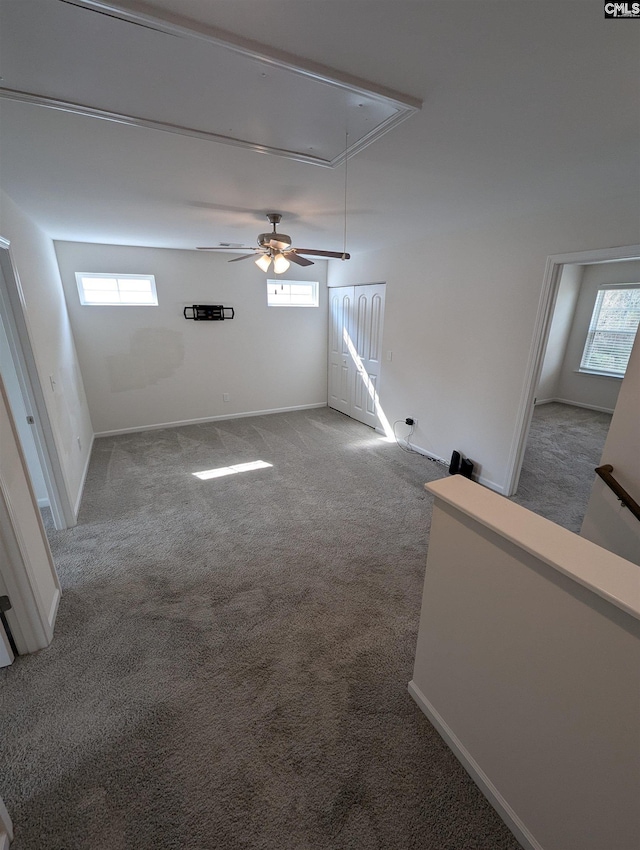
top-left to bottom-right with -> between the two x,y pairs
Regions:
0,407 -> 524,850
511,402 -> 612,533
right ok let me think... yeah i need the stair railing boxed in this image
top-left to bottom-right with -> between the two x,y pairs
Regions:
594,464 -> 640,522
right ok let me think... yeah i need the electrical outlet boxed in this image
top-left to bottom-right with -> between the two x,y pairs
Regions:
223,393 -> 230,403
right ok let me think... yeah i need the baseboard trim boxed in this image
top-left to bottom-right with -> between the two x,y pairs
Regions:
73,432 -> 95,518
408,680 -> 543,850
94,403 -> 327,438
401,440 -> 449,467
390,438 -> 506,496
536,398 -> 614,415
476,475 -> 505,494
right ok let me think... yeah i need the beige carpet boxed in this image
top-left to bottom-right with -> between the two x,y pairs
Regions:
511,402 -> 612,533
1,407 -> 523,849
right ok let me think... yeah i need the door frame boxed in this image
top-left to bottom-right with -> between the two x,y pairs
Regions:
0,238 -> 75,529
0,793 -> 13,846
0,375 -> 60,653
505,243 -> 640,497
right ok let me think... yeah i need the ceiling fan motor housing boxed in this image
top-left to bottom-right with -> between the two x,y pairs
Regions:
258,232 -> 292,250
258,214 -> 292,250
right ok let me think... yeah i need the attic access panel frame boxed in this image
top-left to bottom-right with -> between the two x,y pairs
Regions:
0,0 -> 421,168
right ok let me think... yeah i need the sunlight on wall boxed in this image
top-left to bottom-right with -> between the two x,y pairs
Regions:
192,460 -> 273,480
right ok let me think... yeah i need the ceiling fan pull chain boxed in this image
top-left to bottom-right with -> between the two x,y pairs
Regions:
343,130 -> 349,260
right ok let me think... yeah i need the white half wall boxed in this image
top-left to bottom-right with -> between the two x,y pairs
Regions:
0,191 -> 93,517
411,476 -> 640,850
328,194 -> 639,492
54,242 -> 328,433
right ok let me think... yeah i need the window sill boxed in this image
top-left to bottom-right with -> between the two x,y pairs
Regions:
574,370 -> 623,380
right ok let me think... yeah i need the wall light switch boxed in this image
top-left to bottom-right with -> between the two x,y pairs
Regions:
223,393 -> 230,402
386,351 -> 393,361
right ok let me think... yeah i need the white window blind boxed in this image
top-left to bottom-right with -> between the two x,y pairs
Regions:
75,273 -> 157,306
579,285 -> 640,377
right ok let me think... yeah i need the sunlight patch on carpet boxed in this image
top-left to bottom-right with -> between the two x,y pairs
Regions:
192,460 -> 273,480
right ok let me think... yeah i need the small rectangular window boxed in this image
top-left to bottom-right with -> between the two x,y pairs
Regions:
267,279 -> 318,307
579,284 -> 640,377
75,273 -> 158,306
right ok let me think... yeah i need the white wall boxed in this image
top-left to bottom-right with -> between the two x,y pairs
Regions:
0,191 -> 93,515
536,263 -> 582,403
551,259 -> 640,412
54,242 -> 328,434
328,194 -> 639,492
411,476 -> 640,850
581,328 -> 640,564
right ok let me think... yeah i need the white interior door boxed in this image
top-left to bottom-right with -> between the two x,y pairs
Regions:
0,241 -> 75,529
0,313 -> 49,507
328,284 -> 386,428
0,374 -> 61,655
328,287 -> 353,416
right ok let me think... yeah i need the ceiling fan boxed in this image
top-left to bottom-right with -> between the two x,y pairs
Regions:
197,213 -> 350,273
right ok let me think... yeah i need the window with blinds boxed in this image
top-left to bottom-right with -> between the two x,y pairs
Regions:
579,285 -> 640,377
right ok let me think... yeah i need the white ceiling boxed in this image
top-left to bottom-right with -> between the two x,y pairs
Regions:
0,1 -> 638,257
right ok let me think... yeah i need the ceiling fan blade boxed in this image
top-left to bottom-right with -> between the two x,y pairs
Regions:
228,253 -> 260,263
196,246 -> 256,252
294,249 -> 351,260
287,252 -> 314,267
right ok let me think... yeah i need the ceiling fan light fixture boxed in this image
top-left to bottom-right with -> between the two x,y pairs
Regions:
273,253 -> 291,274
255,253 -> 272,272
273,253 -> 290,274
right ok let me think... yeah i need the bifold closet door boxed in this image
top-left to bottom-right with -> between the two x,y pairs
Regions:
328,284 -> 385,428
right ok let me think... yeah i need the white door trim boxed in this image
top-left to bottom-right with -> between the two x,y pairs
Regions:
0,240 -> 75,528
504,243 -> 640,497
0,618 -> 14,667
0,377 -> 59,653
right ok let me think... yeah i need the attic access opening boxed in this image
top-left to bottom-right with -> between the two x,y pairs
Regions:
0,0 -> 421,168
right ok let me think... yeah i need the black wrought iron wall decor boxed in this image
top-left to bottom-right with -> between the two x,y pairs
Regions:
183,305 -> 235,321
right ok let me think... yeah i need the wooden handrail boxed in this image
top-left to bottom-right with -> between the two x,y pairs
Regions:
595,465 -> 640,522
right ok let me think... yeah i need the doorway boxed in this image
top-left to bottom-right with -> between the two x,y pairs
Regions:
506,244 -> 640,499
0,311 -> 50,507
328,283 -> 386,429
0,239 -> 74,530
